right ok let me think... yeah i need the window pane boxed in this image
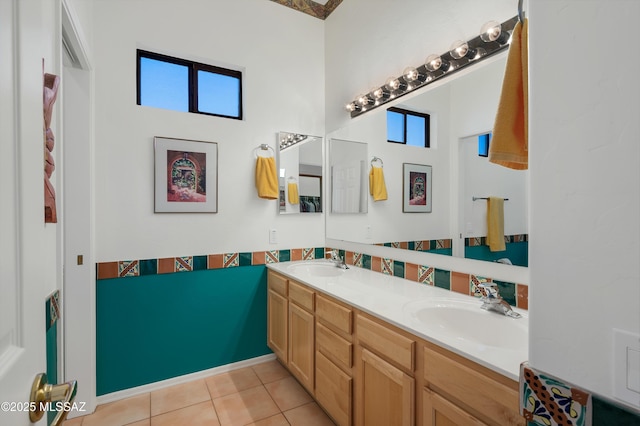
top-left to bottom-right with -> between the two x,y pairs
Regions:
478,133 -> 491,156
406,114 -> 426,147
139,57 -> 189,112
197,71 -> 240,118
387,110 -> 405,143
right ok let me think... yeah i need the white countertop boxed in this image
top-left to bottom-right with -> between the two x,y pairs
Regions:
267,259 -> 528,381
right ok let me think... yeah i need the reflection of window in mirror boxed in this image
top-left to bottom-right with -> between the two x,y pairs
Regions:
478,132 -> 491,157
386,107 -> 430,147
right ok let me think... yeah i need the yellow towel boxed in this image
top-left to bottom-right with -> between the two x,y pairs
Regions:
255,156 -> 278,199
487,197 -> 506,252
288,182 -> 299,204
369,166 -> 388,201
489,18 -> 529,170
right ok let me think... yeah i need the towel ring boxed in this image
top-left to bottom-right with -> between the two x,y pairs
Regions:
517,0 -> 525,22
254,144 -> 275,158
371,156 -> 384,167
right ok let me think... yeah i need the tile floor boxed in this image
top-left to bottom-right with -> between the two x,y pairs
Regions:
65,360 -> 336,426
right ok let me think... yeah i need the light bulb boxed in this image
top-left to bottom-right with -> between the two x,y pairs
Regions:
372,87 -> 388,100
386,77 -> 400,90
346,102 -> 359,112
357,93 -> 372,106
449,40 -> 477,60
403,67 -> 419,82
480,20 -> 510,44
425,54 -> 449,72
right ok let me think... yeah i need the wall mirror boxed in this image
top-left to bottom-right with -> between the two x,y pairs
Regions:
325,54 -> 529,267
277,132 -> 323,214
458,133 -> 528,266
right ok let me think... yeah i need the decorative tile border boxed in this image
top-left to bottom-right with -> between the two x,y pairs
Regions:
269,0 -> 344,20
520,362 -> 592,426
377,238 -> 453,254
466,233 -> 529,247
96,246 -> 528,310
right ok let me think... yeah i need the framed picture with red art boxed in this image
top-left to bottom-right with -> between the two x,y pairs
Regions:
402,163 -> 432,213
154,136 -> 218,213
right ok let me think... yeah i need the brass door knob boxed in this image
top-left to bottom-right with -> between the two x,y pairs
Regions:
29,373 -> 78,425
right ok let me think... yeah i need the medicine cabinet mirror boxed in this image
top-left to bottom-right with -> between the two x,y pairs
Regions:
277,132 -> 323,214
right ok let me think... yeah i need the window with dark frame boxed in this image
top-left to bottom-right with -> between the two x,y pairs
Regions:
478,132 -> 491,157
386,107 -> 430,148
137,49 -> 243,120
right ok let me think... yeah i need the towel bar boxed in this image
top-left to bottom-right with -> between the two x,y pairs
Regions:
472,196 -> 509,201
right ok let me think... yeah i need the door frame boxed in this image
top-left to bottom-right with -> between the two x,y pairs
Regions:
60,0 -> 96,416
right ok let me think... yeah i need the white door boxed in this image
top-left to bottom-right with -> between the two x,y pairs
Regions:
0,1 -> 76,424
331,160 -> 363,213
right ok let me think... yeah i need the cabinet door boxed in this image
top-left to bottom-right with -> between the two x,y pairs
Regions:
358,348 -> 414,426
316,351 -> 352,426
423,388 -> 487,426
267,289 -> 288,363
289,302 -> 315,392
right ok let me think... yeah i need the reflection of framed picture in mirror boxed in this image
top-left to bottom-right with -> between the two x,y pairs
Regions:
154,136 -> 218,213
403,163 -> 432,213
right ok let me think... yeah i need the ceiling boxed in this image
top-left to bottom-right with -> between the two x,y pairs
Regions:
270,0 -> 344,20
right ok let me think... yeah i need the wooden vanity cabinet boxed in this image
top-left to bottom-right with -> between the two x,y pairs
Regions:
267,272 -> 288,363
266,270 -> 524,426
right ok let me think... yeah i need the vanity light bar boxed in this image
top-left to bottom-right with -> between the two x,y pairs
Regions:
279,133 -> 308,151
346,15 -> 519,118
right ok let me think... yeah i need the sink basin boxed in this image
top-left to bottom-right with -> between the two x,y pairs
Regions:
285,261 -> 345,277
403,298 -> 527,350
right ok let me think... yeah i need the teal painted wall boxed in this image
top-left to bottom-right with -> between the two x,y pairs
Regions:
465,241 -> 528,267
96,265 -> 270,395
46,307 -> 57,425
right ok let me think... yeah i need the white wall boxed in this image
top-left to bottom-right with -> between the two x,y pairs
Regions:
92,0 -> 326,261
529,0 -> 640,409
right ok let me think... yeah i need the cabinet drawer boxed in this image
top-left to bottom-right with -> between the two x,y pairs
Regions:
316,294 -> 353,336
423,346 -> 524,425
316,322 -> 352,371
357,314 -> 415,372
423,388 -> 487,426
268,272 -> 287,296
316,351 -> 352,426
289,280 -> 315,312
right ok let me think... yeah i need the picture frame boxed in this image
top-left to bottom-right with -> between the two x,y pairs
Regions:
403,163 -> 432,213
154,136 -> 218,213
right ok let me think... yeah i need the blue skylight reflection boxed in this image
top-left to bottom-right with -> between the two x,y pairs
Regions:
197,71 -> 240,117
139,57 -> 189,112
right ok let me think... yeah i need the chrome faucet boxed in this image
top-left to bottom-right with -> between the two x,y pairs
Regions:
326,249 -> 349,269
477,283 -> 521,318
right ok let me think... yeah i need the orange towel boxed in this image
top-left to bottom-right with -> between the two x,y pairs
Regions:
255,156 -> 278,199
487,197 -> 506,252
489,19 -> 528,170
369,166 -> 388,201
